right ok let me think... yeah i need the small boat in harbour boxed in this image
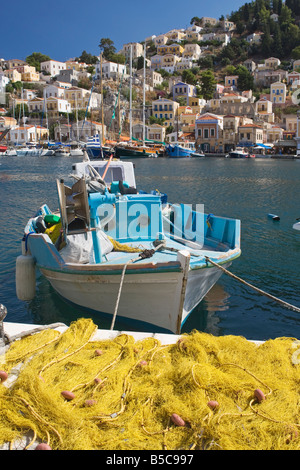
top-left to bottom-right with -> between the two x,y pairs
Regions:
86,135 -> 115,159
54,145 -> 70,157
165,141 -> 203,158
226,147 -> 250,158
16,160 -> 241,334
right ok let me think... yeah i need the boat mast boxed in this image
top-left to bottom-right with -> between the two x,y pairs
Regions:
100,52 -> 104,146
143,42 -> 146,147
129,44 -> 132,142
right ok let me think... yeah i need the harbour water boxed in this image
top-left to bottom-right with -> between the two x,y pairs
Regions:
1,154 -> 300,341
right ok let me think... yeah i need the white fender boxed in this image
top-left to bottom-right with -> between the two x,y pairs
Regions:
16,243 -> 36,301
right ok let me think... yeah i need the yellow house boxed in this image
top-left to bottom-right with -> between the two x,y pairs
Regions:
22,70 -> 40,82
270,81 -> 286,104
63,86 -> 90,110
161,54 -> 181,72
238,124 -> 264,146
165,29 -> 186,42
4,69 -> 22,82
28,97 -> 45,113
152,97 -> 179,127
157,44 -> 184,56
179,111 -> 200,133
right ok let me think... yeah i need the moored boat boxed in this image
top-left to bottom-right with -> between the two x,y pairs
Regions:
165,142 -> 201,158
114,143 -> 162,159
226,147 -> 250,158
16,160 -> 241,335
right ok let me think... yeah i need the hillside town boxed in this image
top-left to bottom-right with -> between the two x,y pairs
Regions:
1,5 -> 300,156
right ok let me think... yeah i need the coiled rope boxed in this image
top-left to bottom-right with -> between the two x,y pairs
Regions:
205,256 -> 300,314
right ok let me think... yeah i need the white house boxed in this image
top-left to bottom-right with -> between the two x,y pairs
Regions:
0,73 -> 9,104
96,60 -> 127,80
44,84 -> 66,99
40,60 -> 66,77
183,43 -> 201,61
9,125 -> 48,144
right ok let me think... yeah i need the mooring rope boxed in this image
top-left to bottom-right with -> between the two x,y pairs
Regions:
110,241 -> 166,330
205,256 -> 300,314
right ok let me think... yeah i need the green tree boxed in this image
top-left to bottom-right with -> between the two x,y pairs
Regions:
78,51 -> 98,64
199,70 -> 216,100
99,38 -> 116,60
182,69 -> 198,85
235,65 -> 254,90
26,52 -> 51,71
291,45 -> 300,60
271,22 -> 283,57
279,4 -> 293,30
261,26 -> 273,56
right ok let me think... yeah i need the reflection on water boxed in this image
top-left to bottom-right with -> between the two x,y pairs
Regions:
1,155 -> 300,340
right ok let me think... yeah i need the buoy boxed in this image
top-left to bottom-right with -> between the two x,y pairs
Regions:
293,222 -> 300,231
267,213 -> 280,221
16,241 -> 36,301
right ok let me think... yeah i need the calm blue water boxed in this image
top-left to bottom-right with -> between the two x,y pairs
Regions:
1,155 -> 300,341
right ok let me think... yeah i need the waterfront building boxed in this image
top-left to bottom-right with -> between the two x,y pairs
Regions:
266,125 -> 284,143
238,123 -> 264,147
195,112 -> 224,153
9,124 -> 48,144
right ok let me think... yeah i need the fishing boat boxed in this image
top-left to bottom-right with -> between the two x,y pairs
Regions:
41,147 -> 55,156
16,145 -> 43,157
0,145 -> 7,153
165,142 -> 202,158
114,142 -> 161,159
4,147 -> 17,156
226,147 -> 250,158
16,160 -> 241,335
86,134 -> 115,159
54,145 -> 70,157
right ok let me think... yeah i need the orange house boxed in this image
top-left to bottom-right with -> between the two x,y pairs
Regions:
195,113 -> 223,153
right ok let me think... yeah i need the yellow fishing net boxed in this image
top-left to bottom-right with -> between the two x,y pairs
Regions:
0,318 -> 299,450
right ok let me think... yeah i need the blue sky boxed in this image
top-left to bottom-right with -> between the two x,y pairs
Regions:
2,0 -> 246,62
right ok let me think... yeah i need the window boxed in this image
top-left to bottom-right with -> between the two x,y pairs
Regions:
247,133 -> 250,140
204,129 -> 209,138
198,128 -> 202,137
211,128 -> 215,137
